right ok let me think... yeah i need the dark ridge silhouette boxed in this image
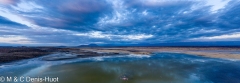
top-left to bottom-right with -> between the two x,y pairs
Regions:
78,44 -> 99,47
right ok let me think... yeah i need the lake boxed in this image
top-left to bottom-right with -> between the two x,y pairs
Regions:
0,53 -> 240,83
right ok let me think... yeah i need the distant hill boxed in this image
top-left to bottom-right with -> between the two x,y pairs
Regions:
78,44 -> 99,47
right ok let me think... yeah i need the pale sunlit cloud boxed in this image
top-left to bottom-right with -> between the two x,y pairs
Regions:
0,8 -> 39,28
11,1 -> 44,12
74,31 -> 153,40
0,35 -> 34,44
189,32 -> 240,41
0,0 -> 17,5
205,0 -> 230,12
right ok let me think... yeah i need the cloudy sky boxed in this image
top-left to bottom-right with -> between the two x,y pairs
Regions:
0,0 -> 240,46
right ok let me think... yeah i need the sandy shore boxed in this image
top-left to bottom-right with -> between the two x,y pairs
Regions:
82,47 -> 240,59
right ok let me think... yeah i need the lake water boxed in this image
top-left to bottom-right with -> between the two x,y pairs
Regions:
0,53 -> 240,83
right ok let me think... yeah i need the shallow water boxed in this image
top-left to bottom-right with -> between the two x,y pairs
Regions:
1,53 -> 240,83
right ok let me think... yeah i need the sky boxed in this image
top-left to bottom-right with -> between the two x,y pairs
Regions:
0,0 -> 240,46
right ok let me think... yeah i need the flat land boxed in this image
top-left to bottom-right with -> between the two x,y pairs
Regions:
84,47 -> 240,59
0,47 -> 240,63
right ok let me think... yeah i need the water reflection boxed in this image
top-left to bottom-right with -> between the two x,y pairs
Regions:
1,53 -> 240,83
41,53 -> 240,83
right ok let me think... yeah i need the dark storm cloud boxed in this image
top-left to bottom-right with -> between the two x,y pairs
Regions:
217,1 -> 240,30
0,0 -> 240,45
95,0 -> 218,41
29,0 -> 112,31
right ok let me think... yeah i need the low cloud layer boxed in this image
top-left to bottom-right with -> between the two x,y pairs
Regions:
0,0 -> 240,46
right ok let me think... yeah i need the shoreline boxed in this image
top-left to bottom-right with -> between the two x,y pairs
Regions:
82,47 -> 240,60
0,47 -> 240,64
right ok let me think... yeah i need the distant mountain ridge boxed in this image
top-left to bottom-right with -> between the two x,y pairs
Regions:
78,44 -> 99,47
99,41 -> 240,47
